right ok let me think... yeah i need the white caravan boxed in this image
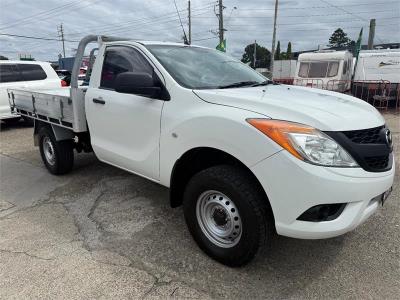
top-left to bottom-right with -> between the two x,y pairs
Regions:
353,49 -> 400,83
294,51 -> 353,92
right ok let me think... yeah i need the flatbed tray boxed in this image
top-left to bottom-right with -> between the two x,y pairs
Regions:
8,88 -> 74,129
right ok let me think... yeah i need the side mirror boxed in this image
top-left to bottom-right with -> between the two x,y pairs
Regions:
114,72 -> 161,98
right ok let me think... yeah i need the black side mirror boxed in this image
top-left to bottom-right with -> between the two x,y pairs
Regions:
114,72 -> 162,98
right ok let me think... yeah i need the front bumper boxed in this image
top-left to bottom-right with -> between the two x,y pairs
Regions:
251,150 -> 395,239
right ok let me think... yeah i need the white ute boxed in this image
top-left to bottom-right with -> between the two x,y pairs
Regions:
8,36 -> 395,266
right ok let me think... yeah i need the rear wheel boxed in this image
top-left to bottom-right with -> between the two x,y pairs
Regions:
183,165 -> 273,267
38,126 -> 74,175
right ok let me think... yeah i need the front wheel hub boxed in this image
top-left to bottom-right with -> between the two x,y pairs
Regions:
196,190 -> 242,248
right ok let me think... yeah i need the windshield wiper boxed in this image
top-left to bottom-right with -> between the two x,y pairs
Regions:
251,80 -> 277,87
217,81 -> 258,89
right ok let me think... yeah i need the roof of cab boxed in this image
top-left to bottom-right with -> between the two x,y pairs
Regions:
105,40 -> 209,49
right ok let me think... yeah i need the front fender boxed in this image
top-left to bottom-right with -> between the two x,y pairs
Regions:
159,103 -> 282,187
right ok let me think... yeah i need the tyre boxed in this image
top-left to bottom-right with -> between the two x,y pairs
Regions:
183,165 -> 273,267
38,126 -> 74,175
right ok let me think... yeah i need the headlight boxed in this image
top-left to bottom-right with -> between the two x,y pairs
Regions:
247,119 -> 358,167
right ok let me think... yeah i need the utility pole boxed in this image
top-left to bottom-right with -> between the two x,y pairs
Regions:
188,0 -> 192,44
57,23 -> 66,58
218,0 -> 225,45
368,19 -> 376,50
253,40 -> 257,69
270,0 -> 279,74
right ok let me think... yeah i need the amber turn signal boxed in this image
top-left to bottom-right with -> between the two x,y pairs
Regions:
246,119 -> 316,160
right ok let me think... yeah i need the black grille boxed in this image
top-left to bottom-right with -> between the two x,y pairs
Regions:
343,126 -> 384,144
364,156 -> 389,170
325,126 -> 392,173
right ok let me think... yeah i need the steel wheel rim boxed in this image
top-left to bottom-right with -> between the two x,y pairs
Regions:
43,136 -> 56,166
196,190 -> 242,248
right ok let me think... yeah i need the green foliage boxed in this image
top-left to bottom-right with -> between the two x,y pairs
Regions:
329,28 -> 352,47
286,42 -> 292,59
0,55 -> 9,60
275,41 -> 281,60
241,42 -> 271,68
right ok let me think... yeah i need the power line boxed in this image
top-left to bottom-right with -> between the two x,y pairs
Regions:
317,0 -> 385,43
64,4 -> 214,37
0,0 -> 93,30
0,33 -> 78,42
193,9 -> 395,18
240,1 -> 399,11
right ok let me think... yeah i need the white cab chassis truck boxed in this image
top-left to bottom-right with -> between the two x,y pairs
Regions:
8,36 -> 395,266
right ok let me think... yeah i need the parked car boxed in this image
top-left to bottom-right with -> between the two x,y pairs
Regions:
0,60 -> 62,123
56,69 -> 71,86
294,50 -> 353,92
8,36 -> 395,266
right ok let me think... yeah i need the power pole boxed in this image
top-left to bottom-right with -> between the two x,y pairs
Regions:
253,40 -> 257,69
368,19 -> 376,50
57,23 -> 66,58
188,0 -> 192,44
270,0 -> 279,74
218,0 -> 225,45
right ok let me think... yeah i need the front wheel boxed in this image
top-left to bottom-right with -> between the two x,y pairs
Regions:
183,165 -> 273,267
38,126 -> 74,175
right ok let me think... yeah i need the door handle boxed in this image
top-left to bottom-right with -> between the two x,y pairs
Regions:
93,98 -> 106,105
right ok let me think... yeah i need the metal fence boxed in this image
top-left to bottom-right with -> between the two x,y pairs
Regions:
273,78 -> 399,110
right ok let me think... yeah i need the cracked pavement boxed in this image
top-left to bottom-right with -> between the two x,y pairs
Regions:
0,111 -> 399,299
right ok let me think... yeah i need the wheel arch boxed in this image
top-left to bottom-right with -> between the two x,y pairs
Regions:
169,147 -> 273,218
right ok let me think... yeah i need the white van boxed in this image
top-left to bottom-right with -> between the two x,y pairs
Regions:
353,49 -> 400,83
0,61 -> 61,122
294,51 -> 353,92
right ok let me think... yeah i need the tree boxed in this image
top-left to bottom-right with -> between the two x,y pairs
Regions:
275,41 -> 281,60
241,43 -> 271,69
329,28 -> 352,47
0,55 -> 8,60
286,42 -> 292,59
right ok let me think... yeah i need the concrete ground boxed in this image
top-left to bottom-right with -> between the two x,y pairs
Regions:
0,112 -> 399,299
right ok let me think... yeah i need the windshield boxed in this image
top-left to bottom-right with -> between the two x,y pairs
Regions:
146,45 -> 266,89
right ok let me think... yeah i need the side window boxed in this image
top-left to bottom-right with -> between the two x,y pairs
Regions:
343,61 -> 348,75
309,62 -> 328,78
327,62 -> 339,77
100,46 -> 153,90
0,64 -> 21,83
18,64 -> 47,81
298,62 -> 309,78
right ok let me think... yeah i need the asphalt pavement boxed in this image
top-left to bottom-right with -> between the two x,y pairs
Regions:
0,112 -> 399,299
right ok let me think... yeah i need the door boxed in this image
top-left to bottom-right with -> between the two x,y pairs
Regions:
85,45 -> 164,181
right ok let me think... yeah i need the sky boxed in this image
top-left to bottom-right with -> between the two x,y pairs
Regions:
0,0 -> 399,61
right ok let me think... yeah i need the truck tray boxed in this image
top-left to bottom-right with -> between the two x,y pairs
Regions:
8,88 -> 74,129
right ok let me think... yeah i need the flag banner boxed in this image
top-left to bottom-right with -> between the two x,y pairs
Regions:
216,39 -> 226,52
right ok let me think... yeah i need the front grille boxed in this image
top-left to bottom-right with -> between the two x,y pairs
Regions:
325,126 -> 392,173
343,126 -> 384,144
364,156 -> 389,170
